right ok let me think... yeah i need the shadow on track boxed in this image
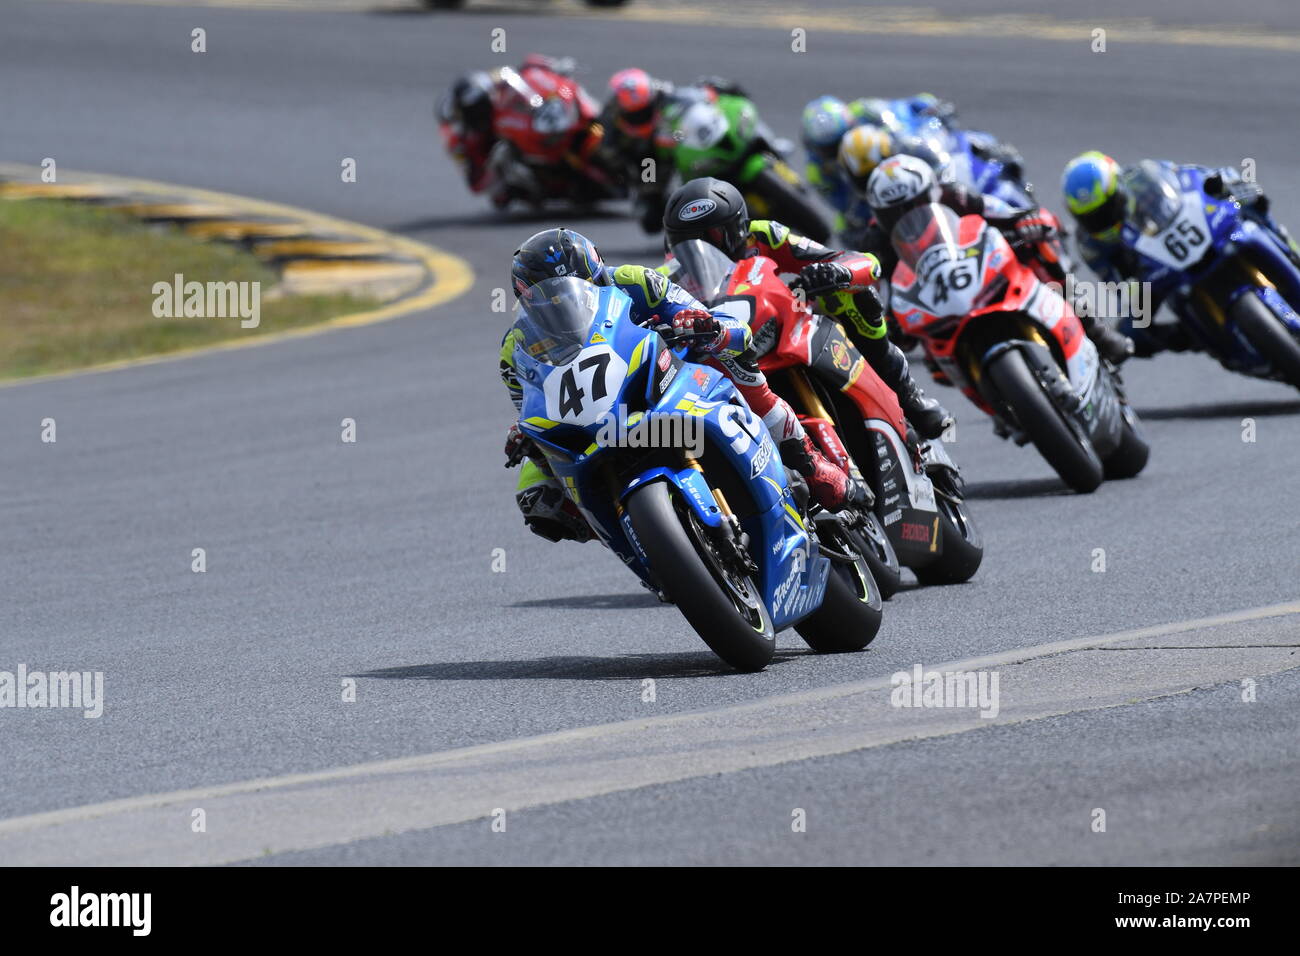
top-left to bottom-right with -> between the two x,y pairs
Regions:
353,649 -> 811,681
964,476 -> 1075,500
1136,398 -> 1300,421
512,591 -> 667,611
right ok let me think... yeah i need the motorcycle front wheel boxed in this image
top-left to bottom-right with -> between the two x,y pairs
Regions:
1233,290 -> 1300,389
626,481 -> 775,672
986,348 -> 1104,493
795,518 -> 883,653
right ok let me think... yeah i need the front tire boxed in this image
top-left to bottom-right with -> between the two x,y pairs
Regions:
986,348 -> 1104,493
745,166 -> 831,243
626,482 -> 775,671
1232,290 -> 1300,389
795,521 -> 883,652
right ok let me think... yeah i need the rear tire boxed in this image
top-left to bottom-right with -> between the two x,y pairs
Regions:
986,348 -> 1104,493
1232,291 -> 1300,389
795,523 -> 883,652
626,482 -> 775,672
914,495 -> 983,585
745,166 -> 831,243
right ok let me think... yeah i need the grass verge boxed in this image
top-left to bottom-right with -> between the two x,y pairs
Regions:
0,199 -> 376,380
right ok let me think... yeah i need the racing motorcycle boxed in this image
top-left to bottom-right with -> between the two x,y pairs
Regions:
1115,160 -> 1300,389
670,240 -> 983,597
511,277 -> 883,671
489,61 -> 625,209
906,116 -> 1035,210
887,203 -> 1149,493
658,89 -> 831,242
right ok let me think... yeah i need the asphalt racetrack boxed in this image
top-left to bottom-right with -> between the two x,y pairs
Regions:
1,0 -> 1298,865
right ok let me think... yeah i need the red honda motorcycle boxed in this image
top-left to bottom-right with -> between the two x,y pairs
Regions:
887,203 -> 1149,493
671,239 -> 983,596
489,58 -> 625,208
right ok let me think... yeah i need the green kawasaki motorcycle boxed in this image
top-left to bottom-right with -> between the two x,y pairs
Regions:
659,90 -> 832,242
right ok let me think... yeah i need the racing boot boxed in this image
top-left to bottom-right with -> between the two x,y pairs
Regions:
515,469 -> 593,543
1080,314 -> 1135,365
874,339 -> 953,440
780,435 -> 873,514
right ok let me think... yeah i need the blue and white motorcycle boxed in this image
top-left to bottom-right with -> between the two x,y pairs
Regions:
907,116 -> 1035,210
1116,160 -> 1300,388
511,277 -> 883,671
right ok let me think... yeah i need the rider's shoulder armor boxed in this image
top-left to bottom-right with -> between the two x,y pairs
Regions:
748,219 -> 790,250
612,263 -> 671,310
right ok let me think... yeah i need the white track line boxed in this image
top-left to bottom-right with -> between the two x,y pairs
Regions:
2,601 -> 1297,864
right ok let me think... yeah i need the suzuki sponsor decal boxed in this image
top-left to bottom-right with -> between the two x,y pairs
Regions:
750,435 -> 774,478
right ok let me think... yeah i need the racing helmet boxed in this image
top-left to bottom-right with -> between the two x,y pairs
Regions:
445,71 -> 494,130
510,228 -> 610,298
801,96 -> 852,162
1062,151 -> 1124,236
662,177 -> 750,260
838,124 -> 897,197
608,68 -> 657,137
864,154 -> 940,233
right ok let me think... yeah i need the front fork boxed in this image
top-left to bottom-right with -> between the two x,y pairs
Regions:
683,451 -> 757,576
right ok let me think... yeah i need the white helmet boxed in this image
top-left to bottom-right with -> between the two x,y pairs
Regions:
864,154 -> 938,231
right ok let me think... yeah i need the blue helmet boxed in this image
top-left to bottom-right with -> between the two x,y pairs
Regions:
511,228 -> 610,298
1062,151 -> 1124,237
801,96 -> 852,161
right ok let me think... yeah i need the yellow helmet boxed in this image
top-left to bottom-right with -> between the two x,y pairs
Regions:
838,124 -> 896,196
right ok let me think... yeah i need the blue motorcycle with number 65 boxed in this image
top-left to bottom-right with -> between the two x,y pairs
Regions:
1118,160 -> 1300,388
511,277 -> 882,672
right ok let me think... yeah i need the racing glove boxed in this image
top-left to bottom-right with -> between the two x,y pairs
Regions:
1012,210 -> 1055,244
792,261 -> 855,297
504,421 -> 530,467
652,309 -> 725,352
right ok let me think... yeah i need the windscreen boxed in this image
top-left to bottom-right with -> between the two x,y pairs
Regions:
670,239 -> 736,305
512,277 -> 602,367
890,202 -> 964,268
1122,160 -> 1184,236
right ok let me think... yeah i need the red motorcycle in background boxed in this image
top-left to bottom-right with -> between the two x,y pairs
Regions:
671,239 -> 983,597
887,203 -> 1149,493
488,56 -> 625,209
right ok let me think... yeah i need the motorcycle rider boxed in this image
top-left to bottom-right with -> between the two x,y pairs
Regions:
660,177 -> 955,440
799,96 -> 861,238
598,68 -> 747,232
436,70 -> 508,206
501,228 -> 871,544
1062,150 -> 1300,356
853,94 -> 1025,173
438,55 -> 612,209
802,94 -> 1022,243
833,123 -> 953,247
859,154 -> 1136,365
